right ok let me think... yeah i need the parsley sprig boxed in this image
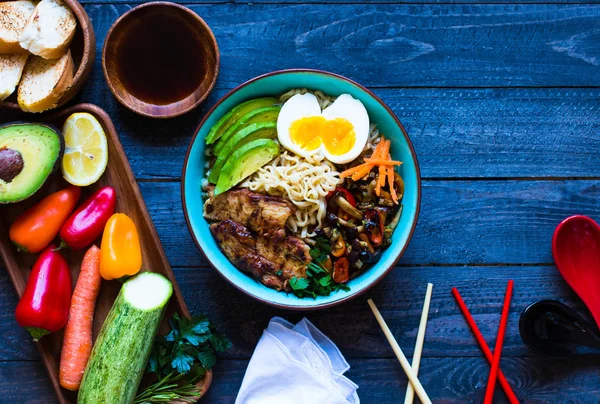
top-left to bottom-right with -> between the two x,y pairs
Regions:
289,237 -> 350,298
135,314 -> 231,403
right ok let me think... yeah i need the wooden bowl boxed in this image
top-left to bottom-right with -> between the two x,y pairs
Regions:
0,0 -> 96,112
102,2 -> 220,119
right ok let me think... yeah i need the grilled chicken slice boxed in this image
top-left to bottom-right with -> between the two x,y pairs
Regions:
210,220 -> 313,291
210,220 -> 285,291
257,230 -> 311,280
204,187 -> 295,235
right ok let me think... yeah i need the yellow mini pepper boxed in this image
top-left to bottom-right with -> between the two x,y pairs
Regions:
100,213 -> 142,280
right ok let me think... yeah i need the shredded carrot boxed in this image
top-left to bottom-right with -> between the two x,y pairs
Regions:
388,162 -> 398,204
340,164 -> 368,178
377,141 -> 391,190
351,164 -> 374,181
376,165 -> 384,196
339,137 -> 402,204
363,159 -> 402,166
340,138 -> 386,179
371,139 -> 386,159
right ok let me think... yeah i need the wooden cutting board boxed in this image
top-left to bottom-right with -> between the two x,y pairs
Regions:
0,104 -> 211,403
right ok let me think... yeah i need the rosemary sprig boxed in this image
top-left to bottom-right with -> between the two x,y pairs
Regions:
134,373 -> 201,404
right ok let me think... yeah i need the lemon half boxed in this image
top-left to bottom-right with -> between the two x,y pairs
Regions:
61,113 -> 108,186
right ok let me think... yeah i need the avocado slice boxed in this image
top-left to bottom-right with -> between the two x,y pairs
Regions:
215,139 -> 279,195
213,106 -> 281,156
0,122 -> 63,204
205,97 -> 278,144
208,122 -> 277,184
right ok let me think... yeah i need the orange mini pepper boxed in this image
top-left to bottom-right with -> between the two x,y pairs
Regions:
99,213 -> 142,280
9,186 -> 81,253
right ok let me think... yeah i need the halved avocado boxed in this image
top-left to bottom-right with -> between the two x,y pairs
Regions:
215,139 -> 280,195
0,122 -> 63,204
213,106 -> 281,155
205,97 -> 278,144
208,122 -> 277,184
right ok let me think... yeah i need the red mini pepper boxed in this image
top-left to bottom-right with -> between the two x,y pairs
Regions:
59,186 -> 117,250
326,186 -> 357,207
15,246 -> 72,340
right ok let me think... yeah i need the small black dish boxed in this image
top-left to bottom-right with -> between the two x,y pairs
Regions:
519,300 -> 600,356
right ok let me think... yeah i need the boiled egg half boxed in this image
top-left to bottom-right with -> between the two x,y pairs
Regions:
276,93 -> 370,164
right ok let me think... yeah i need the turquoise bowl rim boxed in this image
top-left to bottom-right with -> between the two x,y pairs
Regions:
181,69 -> 421,310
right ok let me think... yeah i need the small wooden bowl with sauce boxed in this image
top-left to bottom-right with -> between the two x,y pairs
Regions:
102,2 -> 219,118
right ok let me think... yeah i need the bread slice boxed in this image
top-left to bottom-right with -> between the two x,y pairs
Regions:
19,0 -> 76,60
18,50 -> 73,112
0,54 -> 28,100
0,1 -> 36,54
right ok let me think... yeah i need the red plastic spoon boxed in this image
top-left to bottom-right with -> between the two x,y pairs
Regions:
552,215 -> 600,329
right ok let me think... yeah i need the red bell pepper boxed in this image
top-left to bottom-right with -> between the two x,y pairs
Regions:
326,186 -> 357,207
59,186 -> 117,250
15,247 -> 72,341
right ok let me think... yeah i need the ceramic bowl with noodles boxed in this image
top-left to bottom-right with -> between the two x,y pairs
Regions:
182,69 -> 421,310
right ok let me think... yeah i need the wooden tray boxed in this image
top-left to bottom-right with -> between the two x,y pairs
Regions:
0,104 -> 211,403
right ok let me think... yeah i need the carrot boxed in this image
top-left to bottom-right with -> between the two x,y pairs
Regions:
351,164 -> 374,181
377,164 -> 386,196
340,137 -> 387,178
59,245 -> 102,391
340,163 -> 370,178
388,163 -> 398,204
377,141 -> 391,193
370,139 -> 386,159
340,137 -> 403,198
363,159 -> 402,166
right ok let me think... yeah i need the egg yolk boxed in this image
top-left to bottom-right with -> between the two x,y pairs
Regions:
289,116 -> 356,156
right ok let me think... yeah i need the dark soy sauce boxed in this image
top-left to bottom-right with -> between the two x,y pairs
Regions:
115,13 -> 205,105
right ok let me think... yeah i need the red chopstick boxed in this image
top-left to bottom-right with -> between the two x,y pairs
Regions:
451,286 -> 519,404
484,280 -> 514,404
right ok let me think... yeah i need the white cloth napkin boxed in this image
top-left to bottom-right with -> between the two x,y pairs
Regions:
235,317 -> 360,404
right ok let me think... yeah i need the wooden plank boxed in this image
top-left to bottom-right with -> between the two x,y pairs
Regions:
0,361 -> 56,403
81,4 -> 600,88
204,357 -> 600,403
0,265 -> 587,360
164,265 -> 587,360
0,267 -> 37,361
120,180 -> 600,267
3,356 -> 599,403
3,89 -> 599,180
77,0 -> 600,4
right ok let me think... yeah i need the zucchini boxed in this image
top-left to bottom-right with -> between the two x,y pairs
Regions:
78,272 -> 173,404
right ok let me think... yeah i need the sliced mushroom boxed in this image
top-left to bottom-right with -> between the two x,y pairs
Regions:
335,195 -> 363,220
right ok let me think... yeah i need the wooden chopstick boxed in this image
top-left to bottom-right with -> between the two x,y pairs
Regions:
451,287 -> 519,404
484,280 -> 514,404
367,299 -> 432,404
404,283 -> 433,404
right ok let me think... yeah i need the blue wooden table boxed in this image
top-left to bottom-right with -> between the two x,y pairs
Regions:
1,1 -> 600,403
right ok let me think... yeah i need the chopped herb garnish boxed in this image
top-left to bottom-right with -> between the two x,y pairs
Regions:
290,256 -> 350,299
290,276 -> 310,291
310,236 -> 332,264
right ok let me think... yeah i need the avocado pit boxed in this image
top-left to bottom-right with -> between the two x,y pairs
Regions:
0,148 -> 24,183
